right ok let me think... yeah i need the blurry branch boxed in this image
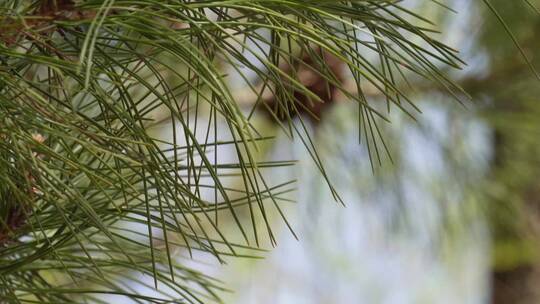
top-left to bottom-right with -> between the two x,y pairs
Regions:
234,49 -> 348,123
234,77 -> 381,107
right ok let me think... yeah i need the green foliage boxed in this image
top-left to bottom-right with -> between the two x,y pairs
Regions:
1,0 -> 527,303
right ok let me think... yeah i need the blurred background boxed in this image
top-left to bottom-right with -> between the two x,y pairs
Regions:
198,0 -> 540,303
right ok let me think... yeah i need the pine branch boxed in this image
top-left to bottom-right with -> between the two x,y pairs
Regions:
0,1 -> 477,303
